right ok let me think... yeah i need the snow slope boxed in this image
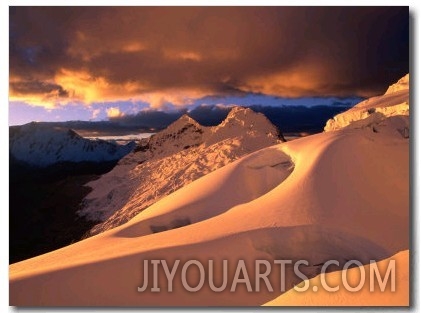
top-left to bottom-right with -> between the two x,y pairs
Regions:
78,107 -> 283,235
324,74 -> 409,132
10,122 -> 135,167
9,75 -> 409,306
264,250 -> 409,306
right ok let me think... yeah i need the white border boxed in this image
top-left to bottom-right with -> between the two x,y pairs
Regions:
2,3 -> 418,313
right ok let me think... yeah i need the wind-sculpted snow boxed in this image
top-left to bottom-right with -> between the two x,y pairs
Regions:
324,74 -> 409,132
115,148 -> 294,238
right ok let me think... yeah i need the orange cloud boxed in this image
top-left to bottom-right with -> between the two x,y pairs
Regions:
54,69 -> 211,108
239,58 -> 380,98
122,42 -> 147,53
91,108 -> 101,119
9,78 -> 69,109
106,107 -> 124,118
8,94 -> 61,110
10,68 -> 213,110
138,88 -> 210,109
10,68 -> 149,108
67,31 -> 147,61
54,69 -> 146,103
163,50 -> 203,62
239,60 -> 333,98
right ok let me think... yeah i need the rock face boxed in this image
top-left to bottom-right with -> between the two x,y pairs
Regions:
324,74 -> 409,132
9,122 -> 135,167
78,106 -> 284,235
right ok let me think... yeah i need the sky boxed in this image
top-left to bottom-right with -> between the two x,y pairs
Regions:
9,6 -> 409,127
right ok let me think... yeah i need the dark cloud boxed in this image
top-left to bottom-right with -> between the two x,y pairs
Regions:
108,109 -> 187,129
10,81 -> 69,97
247,105 -> 350,133
107,105 -> 233,129
188,105 -> 232,126
9,7 -> 409,107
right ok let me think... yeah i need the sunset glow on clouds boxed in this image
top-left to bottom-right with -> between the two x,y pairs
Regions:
9,7 -> 408,124
106,107 -> 124,118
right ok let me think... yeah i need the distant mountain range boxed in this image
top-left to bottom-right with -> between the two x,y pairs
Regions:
9,102 -> 359,137
9,122 -> 136,167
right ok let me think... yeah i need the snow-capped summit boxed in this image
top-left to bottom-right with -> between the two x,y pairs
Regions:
78,106 -> 285,233
226,105 -> 253,118
156,114 -> 202,137
206,106 -> 282,145
324,74 -> 409,132
170,113 -> 200,127
10,122 -> 136,167
142,114 -> 207,159
217,106 -> 272,128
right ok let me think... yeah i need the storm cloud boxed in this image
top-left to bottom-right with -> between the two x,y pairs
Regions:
9,7 -> 409,108
10,81 -> 69,97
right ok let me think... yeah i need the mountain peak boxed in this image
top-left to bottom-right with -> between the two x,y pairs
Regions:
226,106 -> 254,118
144,113 -> 206,158
179,113 -> 196,122
166,114 -> 200,130
220,106 -> 277,130
206,106 -> 283,144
